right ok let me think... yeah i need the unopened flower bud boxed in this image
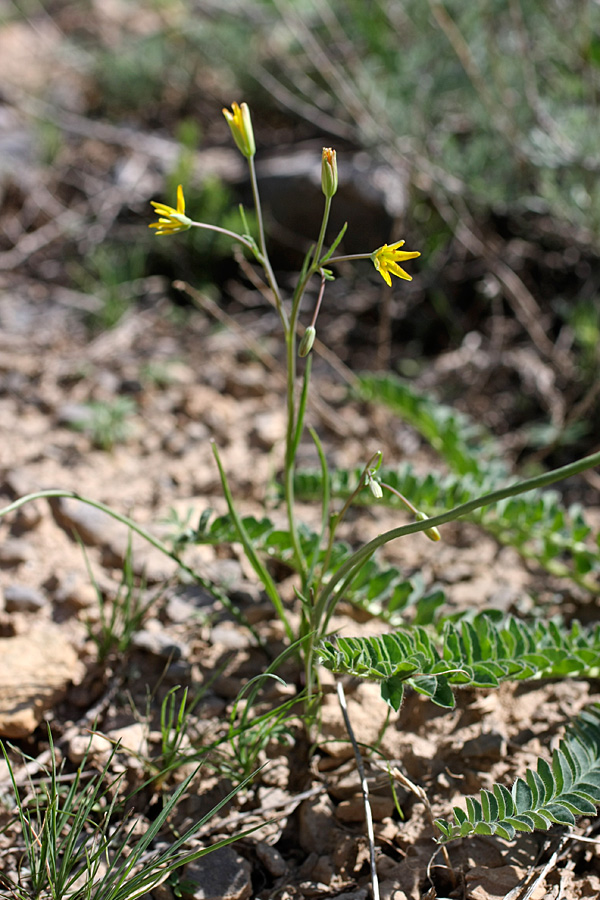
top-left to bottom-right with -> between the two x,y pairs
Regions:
415,510 -> 441,542
321,148 -> 338,199
222,102 -> 256,158
367,475 -> 383,499
299,326 -> 316,357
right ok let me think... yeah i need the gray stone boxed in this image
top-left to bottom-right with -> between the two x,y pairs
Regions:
132,627 -> 187,660
49,496 -> 117,546
298,792 -> 345,855
57,403 -> 96,427
4,583 -> 47,612
335,793 -> 395,823
0,537 -> 35,566
255,842 -> 287,878
181,846 -> 252,900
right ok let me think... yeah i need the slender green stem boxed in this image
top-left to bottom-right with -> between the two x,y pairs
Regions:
313,197 -> 332,272
284,325 -> 307,580
283,196 -> 335,582
316,451 -> 382,597
248,156 -> 287,331
314,448 -> 600,628
305,427 -> 330,591
327,252 -> 372,265
189,221 -> 256,251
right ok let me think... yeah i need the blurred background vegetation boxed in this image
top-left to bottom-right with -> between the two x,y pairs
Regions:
1,0 -> 599,457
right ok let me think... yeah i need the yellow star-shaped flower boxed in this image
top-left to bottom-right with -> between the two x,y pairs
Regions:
371,241 -> 420,286
149,185 -> 192,235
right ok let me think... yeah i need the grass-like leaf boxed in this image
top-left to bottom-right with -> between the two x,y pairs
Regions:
317,613 -> 600,710
435,704 -> 600,842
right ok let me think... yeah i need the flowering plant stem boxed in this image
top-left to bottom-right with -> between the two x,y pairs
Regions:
145,104 -> 599,715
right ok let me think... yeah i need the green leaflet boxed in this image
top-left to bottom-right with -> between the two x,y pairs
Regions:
316,613 -> 600,710
434,704 -> 600,842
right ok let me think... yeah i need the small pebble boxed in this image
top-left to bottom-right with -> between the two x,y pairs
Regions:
0,538 -> 35,566
255,842 -> 287,877
4,584 -> 47,612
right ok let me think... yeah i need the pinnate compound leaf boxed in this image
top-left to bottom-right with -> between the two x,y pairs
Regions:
435,704 -> 600,842
317,614 -> 600,707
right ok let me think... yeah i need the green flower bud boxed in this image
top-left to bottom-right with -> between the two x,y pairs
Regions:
415,510 -> 441,542
367,475 -> 383,499
321,147 -> 338,199
299,326 -> 316,357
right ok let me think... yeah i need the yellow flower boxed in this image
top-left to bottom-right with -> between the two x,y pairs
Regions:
149,185 -> 192,235
222,102 -> 256,158
371,240 -> 420,286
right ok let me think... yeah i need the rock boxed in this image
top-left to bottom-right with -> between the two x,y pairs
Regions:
66,731 -> 116,764
0,624 -> 84,737
100,535 -> 178,583
298,792 -> 346,855
181,846 -> 252,900
211,622 -> 251,650
132,626 -> 187,660
255,841 -> 287,877
150,882 -> 176,900
465,865 -> 533,900
55,572 -> 98,610
3,583 -> 47,612
57,403 -> 96,427
461,729 -> 507,762
334,891 -> 369,900
319,682 -> 391,762
109,722 -> 149,760
49,496 -> 119,546
11,500 -> 44,533
335,793 -> 395,823
0,537 -> 35,566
